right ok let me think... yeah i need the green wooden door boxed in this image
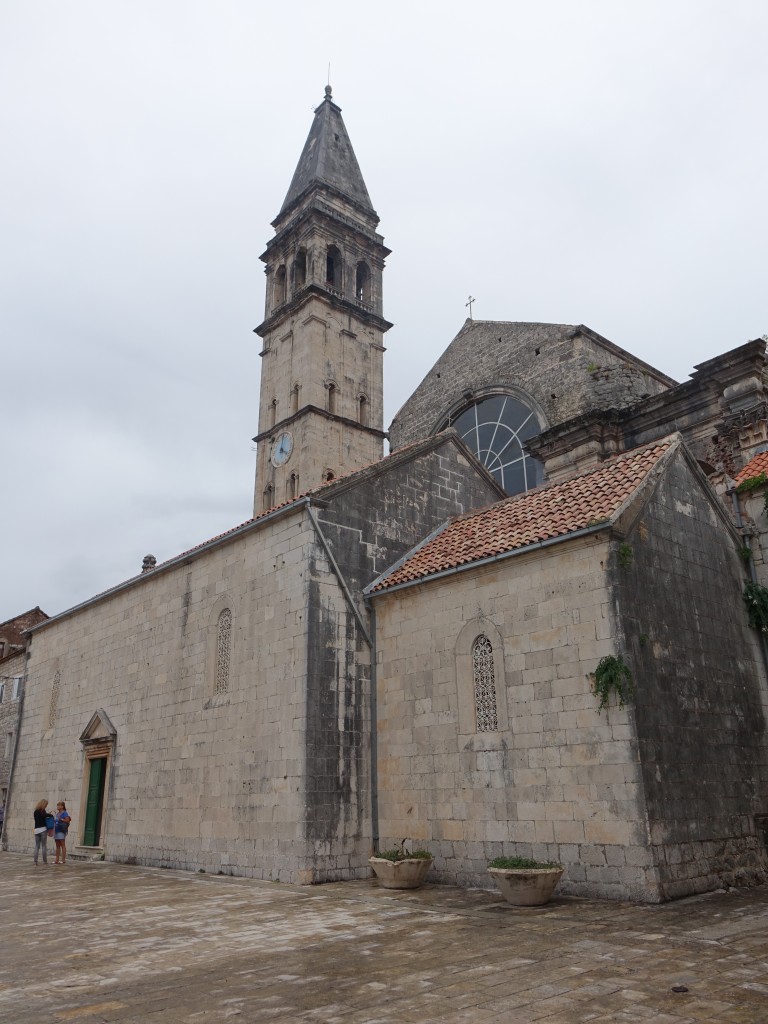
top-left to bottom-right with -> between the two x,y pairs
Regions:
83,757 -> 106,846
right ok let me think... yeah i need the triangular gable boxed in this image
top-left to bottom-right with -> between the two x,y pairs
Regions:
80,708 -> 117,745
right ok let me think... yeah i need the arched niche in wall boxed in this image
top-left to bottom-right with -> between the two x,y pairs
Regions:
454,617 -> 508,745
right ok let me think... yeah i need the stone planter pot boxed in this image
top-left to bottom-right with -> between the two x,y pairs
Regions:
488,866 -> 564,906
368,856 -> 433,889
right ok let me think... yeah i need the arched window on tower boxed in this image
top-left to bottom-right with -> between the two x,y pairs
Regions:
274,265 -> 287,307
358,394 -> 368,426
327,381 -> 337,415
288,472 -> 298,501
294,248 -> 307,291
263,483 -> 274,511
472,634 -> 498,733
355,261 -> 371,304
291,383 -> 300,415
269,398 -> 278,428
326,246 -> 342,291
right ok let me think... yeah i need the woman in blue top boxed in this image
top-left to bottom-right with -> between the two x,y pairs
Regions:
54,802 -> 71,864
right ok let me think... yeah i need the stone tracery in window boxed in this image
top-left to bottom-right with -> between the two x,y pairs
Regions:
215,609 -> 232,695
48,670 -> 60,729
442,393 -> 545,496
472,634 -> 498,732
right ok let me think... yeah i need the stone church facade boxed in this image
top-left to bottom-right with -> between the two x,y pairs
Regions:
4,89 -> 768,901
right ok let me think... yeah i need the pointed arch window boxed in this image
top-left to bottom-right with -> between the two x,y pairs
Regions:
472,634 -> 498,733
263,483 -> 274,511
358,394 -> 369,426
288,472 -> 298,501
269,398 -> 278,429
215,609 -> 232,695
291,383 -> 300,415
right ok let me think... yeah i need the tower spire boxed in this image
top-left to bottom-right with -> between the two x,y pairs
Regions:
279,87 -> 374,219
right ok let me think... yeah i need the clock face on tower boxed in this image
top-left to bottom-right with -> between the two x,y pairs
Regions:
270,431 -> 294,467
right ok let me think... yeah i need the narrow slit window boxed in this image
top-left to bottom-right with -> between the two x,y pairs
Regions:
215,609 -> 232,695
274,265 -> 287,306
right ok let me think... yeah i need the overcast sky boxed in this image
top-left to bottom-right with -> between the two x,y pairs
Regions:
2,1 -> 766,624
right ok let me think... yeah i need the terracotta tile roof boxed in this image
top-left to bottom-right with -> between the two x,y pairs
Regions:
369,439 -> 676,593
734,451 -> 768,486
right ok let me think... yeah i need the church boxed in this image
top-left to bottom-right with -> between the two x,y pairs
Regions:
4,87 -> 768,902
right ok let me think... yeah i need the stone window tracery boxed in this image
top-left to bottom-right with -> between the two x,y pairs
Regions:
48,670 -> 60,729
472,635 -> 498,732
442,393 -> 545,496
215,609 -> 232,695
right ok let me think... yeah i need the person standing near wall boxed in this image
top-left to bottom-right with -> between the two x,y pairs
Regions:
53,802 -> 71,864
33,799 -> 49,865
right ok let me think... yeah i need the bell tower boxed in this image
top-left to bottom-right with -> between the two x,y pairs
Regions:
253,86 -> 392,513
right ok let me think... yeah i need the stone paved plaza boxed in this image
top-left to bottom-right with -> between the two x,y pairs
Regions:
1,853 -> 768,1023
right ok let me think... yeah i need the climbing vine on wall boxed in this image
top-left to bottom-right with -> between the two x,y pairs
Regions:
590,654 -> 634,712
743,580 -> 768,633
736,472 -> 768,518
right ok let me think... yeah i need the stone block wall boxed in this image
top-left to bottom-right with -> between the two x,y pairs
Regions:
5,510 -> 318,882
616,451 -> 768,898
372,536 -> 662,901
299,437 -> 504,881
0,650 -> 25,809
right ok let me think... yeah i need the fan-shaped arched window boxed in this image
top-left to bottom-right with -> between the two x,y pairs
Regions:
472,634 -> 498,733
443,393 -> 544,495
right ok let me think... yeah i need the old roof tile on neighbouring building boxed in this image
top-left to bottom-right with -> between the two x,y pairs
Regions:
734,450 -> 768,486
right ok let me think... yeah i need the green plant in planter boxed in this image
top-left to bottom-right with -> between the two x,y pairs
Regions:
489,856 -> 560,870
376,840 -> 432,861
743,580 -> 768,633
590,654 -> 634,712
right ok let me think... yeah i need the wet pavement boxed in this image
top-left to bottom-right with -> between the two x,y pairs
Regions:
1,852 -> 767,1023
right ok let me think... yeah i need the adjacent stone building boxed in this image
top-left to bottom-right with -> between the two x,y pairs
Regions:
4,88 -> 768,900
0,608 -> 48,813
